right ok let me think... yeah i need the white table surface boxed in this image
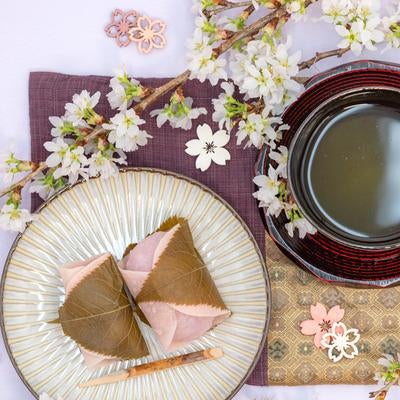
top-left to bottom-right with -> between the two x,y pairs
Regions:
0,1 -> 399,399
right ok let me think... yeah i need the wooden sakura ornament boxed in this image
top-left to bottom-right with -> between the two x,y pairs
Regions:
105,9 -> 139,47
129,15 -> 167,54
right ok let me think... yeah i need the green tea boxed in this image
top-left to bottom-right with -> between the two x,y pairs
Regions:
307,103 -> 400,240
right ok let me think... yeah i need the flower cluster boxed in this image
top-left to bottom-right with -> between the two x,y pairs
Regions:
187,15 -> 228,85
107,68 -> 146,110
1,76 -> 152,232
230,37 -> 303,115
0,153 -> 33,185
150,89 -> 207,130
321,0 -> 400,55
253,146 -> 317,238
301,303 -> 360,364
371,353 -> 400,399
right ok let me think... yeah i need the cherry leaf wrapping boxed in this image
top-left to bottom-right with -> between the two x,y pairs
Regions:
57,253 -> 149,368
119,217 -> 231,352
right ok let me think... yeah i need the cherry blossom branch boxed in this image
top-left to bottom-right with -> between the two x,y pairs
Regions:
0,162 -> 47,198
205,1 -> 254,17
82,125 -> 107,143
134,70 -> 191,114
369,376 -> 399,399
298,47 -> 350,71
213,4 -> 290,57
135,2 -> 308,114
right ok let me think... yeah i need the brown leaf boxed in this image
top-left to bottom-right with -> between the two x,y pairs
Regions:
136,218 -> 228,310
58,254 -> 149,360
123,243 -> 137,259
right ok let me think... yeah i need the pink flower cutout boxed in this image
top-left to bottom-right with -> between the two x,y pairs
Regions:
129,16 -> 166,54
105,9 -> 138,47
300,303 -> 344,348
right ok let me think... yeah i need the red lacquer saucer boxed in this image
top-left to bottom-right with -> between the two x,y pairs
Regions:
255,60 -> 400,287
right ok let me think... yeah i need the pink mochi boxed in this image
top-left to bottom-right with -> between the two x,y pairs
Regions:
119,225 -> 230,352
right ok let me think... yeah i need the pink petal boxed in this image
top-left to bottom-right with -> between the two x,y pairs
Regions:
314,330 -> 324,348
310,303 -> 327,321
104,23 -> 119,38
150,20 -> 166,34
124,11 -> 138,25
129,27 -> 143,42
138,38 -> 153,54
111,9 -> 125,24
327,305 -> 345,323
300,319 -> 319,335
138,16 -> 151,30
116,33 -> 131,47
151,34 -> 166,49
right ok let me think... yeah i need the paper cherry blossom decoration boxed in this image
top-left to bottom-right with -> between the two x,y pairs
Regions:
105,9 -> 138,47
321,322 -> 360,363
105,9 -> 166,54
129,16 -> 166,54
300,303 -> 345,348
185,124 -> 231,172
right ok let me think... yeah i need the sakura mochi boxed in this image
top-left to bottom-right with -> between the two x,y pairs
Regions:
119,217 -> 231,352
57,253 -> 149,368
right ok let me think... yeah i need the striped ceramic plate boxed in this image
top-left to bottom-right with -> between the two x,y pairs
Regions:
0,168 -> 270,400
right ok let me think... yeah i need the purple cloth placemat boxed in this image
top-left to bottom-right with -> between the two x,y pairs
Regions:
29,71 -> 267,386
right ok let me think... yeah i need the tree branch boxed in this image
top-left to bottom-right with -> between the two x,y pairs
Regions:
298,47 -> 350,71
0,162 -> 47,198
205,1 -> 254,17
134,70 -> 191,114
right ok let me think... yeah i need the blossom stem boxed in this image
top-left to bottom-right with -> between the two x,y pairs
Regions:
0,162 -> 47,198
82,125 -> 107,144
205,1 -> 254,17
298,47 -> 350,71
134,70 -> 191,115
369,376 -> 399,399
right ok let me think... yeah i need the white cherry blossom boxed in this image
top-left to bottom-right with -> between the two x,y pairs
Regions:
269,145 -> 288,178
102,109 -> 152,152
253,167 -> 281,210
65,90 -> 101,125
230,38 -> 303,113
212,82 -> 236,131
107,69 -> 143,110
49,115 -> 78,137
54,146 -> 89,184
285,215 -> 317,239
336,24 -> 363,55
150,97 -> 207,130
44,137 -> 70,168
188,46 -> 228,86
321,0 -> 352,24
0,204 -> 37,233
88,151 -> 127,179
29,172 -> 59,200
381,4 -> 400,50
185,123 -> 230,171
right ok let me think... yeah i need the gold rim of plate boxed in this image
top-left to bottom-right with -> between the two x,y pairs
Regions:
0,167 -> 271,400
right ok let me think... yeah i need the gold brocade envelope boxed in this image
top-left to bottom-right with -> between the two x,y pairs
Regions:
266,235 -> 400,385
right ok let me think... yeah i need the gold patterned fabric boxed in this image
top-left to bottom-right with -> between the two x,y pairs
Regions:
266,236 -> 400,385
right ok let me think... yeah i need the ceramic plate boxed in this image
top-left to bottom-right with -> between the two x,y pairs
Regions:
256,60 -> 400,287
0,168 -> 270,400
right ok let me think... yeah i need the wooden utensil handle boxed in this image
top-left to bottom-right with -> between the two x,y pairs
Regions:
79,348 -> 223,388
129,348 -> 223,377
